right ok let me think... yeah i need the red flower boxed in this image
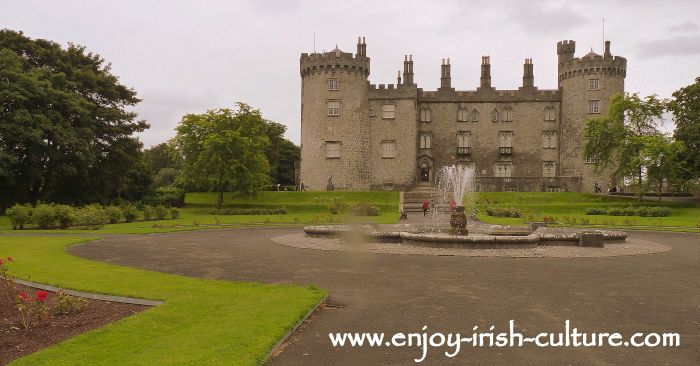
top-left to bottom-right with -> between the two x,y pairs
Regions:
0,258 -> 4,265
6,257 -> 13,262
18,292 -> 29,301
35,291 -> 48,302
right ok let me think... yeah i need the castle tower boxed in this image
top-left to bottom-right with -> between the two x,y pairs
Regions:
557,40 -> 627,192
299,37 -> 371,190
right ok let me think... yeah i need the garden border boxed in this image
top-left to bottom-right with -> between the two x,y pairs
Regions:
263,294 -> 328,362
14,279 -> 164,306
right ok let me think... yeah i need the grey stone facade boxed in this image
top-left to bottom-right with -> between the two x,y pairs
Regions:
300,38 -> 626,192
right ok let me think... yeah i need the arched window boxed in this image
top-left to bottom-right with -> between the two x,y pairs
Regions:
420,133 -> 431,149
471,110 -> 479,122
491,108 -> 499,122
544,106 -> 557,121
457,104 -> 468,122
503,107 -> 513,122
420,108 -> 432,122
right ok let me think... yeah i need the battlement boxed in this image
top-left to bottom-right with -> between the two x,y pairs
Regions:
300,40 -> 370,78
417,88 -> 561,102
557,40 -> 576,54
368,83 -> 418,99
558,54 -> 627,81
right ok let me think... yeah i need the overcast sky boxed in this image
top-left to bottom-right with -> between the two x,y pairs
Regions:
3,0 -> 699,146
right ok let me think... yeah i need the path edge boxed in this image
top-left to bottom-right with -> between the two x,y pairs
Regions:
14,279 -> 164,306
263,294 -> 328,363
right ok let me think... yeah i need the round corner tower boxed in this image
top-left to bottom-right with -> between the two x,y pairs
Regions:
299,37 -> 371,191
557,39 -> 627,192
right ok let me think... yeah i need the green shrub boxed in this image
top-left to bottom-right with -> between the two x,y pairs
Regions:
143,205 -> 155,220
351,203 -> 380,216
53,291 -> 88,315
5,204 -> 33,230
584,207 -> 608,215
122,205 -> 139,223
328,198 -> 347,215
607,207 -> 623,216
637,206 -> 671,217
105,206 -> 123,224
154,205 -> 168,220
54,204 -> 77,229
32,203 -> 57,229
142,187 -> 186,207
208,207 -> 288,215
170,207 -> 181,220
75,205 -> 109,230
485,207 -> 522,218
620,206 -> 637,216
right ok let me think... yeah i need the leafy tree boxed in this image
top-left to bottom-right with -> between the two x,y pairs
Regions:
584,93 -> 667,200
261,120 -> 300,186
631,135 -> 685,203
145,142 -> 180,172
174,103 -> 270,208
669,76 -> 700,179
0,29 -> 149,205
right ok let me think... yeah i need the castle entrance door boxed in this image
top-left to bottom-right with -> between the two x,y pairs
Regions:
419,163 -> 430,182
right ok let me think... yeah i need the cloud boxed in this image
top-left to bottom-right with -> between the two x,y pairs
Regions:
665,21 -> 699,33
636,34 -> 700,58
503,0 -> 589,34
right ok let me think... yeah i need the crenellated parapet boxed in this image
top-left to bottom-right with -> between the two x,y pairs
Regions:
300,50 -> 370,78
557,40 -> 626,82
417,88 -> 561,102
368,83 -> 418,100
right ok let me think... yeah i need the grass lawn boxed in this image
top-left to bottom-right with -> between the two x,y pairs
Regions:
475,192 -> 700,232
0,191 -> 401,234
1,236 -> 326,365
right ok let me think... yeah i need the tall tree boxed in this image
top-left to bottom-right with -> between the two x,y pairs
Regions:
173,103 -> 270,208
669,76 -> 700,179
0,30 -> 149,205
584,93 -> 667,200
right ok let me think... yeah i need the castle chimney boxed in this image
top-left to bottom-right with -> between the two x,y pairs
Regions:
480,56 -> 491,89
440,58 -> 452,89
403,54 -> 414,85
522,58 -> 534,88
604,40 -> 611,58
397,70 -> 402,84
356,36 -> 362,56
361,36 -> 367,56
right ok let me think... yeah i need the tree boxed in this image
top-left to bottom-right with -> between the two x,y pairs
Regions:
260,120 -> 300,186
173,103 -> 270,208
669,76 -> 700,179
0,29 -> 149,205
145,142 -> 180,173
631,135 -> 685,203
584,93 -> 667,200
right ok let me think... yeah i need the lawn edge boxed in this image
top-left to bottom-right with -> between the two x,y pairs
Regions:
263,293 -> 328,363
13,278 -> 164,306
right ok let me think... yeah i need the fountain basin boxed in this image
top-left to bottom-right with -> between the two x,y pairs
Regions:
303,225 -> 628,249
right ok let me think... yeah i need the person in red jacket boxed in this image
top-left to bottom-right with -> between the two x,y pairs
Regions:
422,199 -> 430,217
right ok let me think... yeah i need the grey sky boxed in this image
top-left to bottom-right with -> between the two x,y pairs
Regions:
2,0 -> 699,146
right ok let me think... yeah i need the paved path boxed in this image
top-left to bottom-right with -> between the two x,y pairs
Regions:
69,229 -> 700,365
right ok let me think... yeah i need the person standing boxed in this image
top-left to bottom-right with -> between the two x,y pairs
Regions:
422,199 -> 430,217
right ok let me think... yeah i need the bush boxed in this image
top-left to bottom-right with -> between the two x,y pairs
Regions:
142,187 -> 186,208
593,205 -> 672,217
328,198 -> 347,215
584,207 -> 608,215
170,207 -> 181,220
620,206 -> 637,216
154,205 -> 168,220
53,291 -> 88,315
32,204 -> 56,229
54,204 -> 77,229
105,206 -> 123,224
122,205 -> 139,223
351,203 -> 380,216
75,205 -> 109,230
485,207 -> 522,218
5,204 -> 33,230
607,207 -> 623,216
143,205 -> 155,220
208,207 -> 288,215
636,206 -> 671,217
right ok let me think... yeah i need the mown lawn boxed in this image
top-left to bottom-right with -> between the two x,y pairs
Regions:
474,192 -> 700,232
1,236 -> 326,365
0,191 -> 401,234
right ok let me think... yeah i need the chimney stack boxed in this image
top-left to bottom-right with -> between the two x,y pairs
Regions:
403,55 -> 414,85
522,58 -> 534,88
440,58 -> 452,89
604,40 -> 611,58
356,36 -> 367,56
480,56 -> 492,89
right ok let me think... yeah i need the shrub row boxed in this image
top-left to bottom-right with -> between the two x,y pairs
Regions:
208,207 -> 288,215
584,206 -> 671,217
142,187 -> 186,208
351,203 -> 380,216
485,207 -> 522,218
5,204 -> 180,230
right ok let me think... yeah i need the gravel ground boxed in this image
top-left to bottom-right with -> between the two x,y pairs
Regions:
271,233 -> 670,258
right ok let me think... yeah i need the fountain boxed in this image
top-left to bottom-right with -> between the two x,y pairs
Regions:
435,165 -> 475,235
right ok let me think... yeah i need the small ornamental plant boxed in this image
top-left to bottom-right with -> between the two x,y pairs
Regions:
1,256 -> 16,302
16,289 -> 50,329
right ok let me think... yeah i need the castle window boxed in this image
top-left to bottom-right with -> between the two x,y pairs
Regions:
503,107 -> 513,122
327,100 -> 340,116
457,104 -> 469,122
542,161 -> 556,177
420,108 -> 432,122
498,131 -> 513,155
328,79 -> 339,91
471,110 -> 479,122
494,162 -> 513,177
585,155 -> 597,164
457,131 -> 470,148
588,79 -> 599,90
491,108 -> 499,122
544,106 -> 557,121
382,104 -> 395,119
588,100 -> 600,114
420,134 -> 431,149
542,130 -> 557,149
325,141 -> 341,158
380,140 -> 396,158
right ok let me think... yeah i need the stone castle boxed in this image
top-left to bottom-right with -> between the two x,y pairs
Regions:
299,37 -> 626,192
